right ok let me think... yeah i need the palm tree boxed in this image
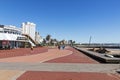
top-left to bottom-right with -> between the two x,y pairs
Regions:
42,39 -> 46,45
61,40 -> 65,44
46,35 -> 51,46
68,40 -> 72,45
72,41 -> 76,46
52,39 -> 58,46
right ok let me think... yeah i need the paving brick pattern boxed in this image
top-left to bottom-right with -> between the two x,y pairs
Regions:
0,47 -> 48,58
0,46 -> 119,80
0,49 -> 72,63
46,47 -> 99,63
17,71 -> 120,80
0,70 -> 24,80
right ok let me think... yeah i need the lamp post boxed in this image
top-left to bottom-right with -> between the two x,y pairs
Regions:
88,36 -> 92,47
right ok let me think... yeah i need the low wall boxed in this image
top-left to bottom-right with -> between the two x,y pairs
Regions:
73,46 -> 120,63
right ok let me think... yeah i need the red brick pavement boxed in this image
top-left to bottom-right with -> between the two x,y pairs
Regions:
0,47 -> 48,58
17,71 -> 120,80
0,48 -> 72,63
46,47 -> 99,63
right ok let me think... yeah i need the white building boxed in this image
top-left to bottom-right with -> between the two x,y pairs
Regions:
0,25 -> 29,49
0,22 -> 43,49
35,32 -> 43,43
22,22 -> 36,41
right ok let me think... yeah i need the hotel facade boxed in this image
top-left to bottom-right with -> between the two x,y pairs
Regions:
22,22 -> 36,41
0,25 -> 29,49
0,22 -> 43,49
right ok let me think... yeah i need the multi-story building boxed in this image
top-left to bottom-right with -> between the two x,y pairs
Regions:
22,22 -> 36,41
0,25 -> 30,49
22,22 -> 43,46
35,32 -> 43,43
0,22 -> 43,49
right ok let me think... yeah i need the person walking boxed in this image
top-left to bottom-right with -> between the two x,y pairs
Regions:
58,45 -> 60,50
31,45 -> 33,51
63,45 -> 65,49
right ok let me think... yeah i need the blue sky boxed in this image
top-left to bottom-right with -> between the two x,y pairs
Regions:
0,0 -> 120,43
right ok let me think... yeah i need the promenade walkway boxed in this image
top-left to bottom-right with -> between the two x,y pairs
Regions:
0,46 -> 119,80
0,63 -> 119,80
0,48 -> 72,63
46,47 -> 98,63
0,47 -> 48,58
